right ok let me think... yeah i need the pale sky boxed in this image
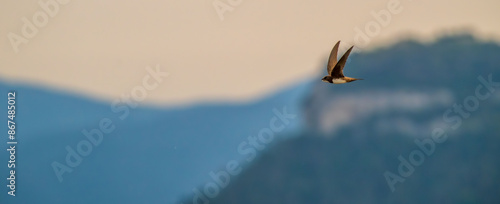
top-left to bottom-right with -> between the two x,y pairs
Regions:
1,0 -> 499,106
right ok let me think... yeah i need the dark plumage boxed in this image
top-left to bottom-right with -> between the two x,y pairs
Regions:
322,41 -> 362,84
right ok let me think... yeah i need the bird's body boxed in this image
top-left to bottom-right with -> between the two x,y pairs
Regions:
321,41 -> 362,84
322,76 -> 359,84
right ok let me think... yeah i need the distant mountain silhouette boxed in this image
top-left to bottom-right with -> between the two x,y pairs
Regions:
206,34 -> 500,204
0,79 -> 307,204
1,34 -> 499,204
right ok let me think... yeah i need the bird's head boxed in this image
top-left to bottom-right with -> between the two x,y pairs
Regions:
321,76 -> 330,83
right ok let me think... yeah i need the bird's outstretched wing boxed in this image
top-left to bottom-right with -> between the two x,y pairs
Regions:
327,41 -> 341,75
331,45 -> 354,78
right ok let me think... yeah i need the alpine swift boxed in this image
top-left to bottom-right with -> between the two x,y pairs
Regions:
321,41 -> 362,84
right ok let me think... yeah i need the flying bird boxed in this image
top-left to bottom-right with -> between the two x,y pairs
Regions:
321,41 -> 362,84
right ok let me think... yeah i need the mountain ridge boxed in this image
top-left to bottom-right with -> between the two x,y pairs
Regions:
206,34 -> 500,204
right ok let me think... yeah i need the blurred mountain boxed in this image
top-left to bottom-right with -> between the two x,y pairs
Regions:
208,34 -> 500,204
0,78 -> 308,204
1,33 -> 499,204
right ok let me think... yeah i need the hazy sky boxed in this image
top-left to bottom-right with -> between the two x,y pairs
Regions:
1,0 -> 499,106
